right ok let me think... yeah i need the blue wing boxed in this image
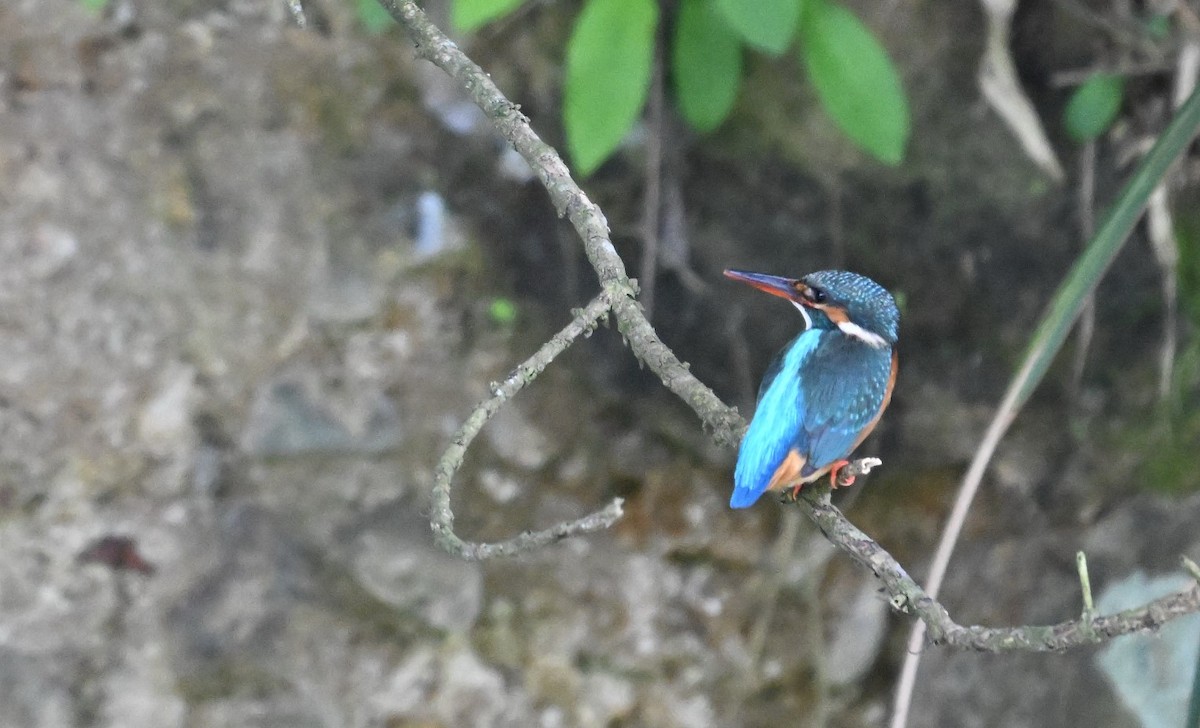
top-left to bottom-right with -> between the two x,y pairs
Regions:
731,333 -> 893,508
799,337 -> 893,475
730,331 -> 822,508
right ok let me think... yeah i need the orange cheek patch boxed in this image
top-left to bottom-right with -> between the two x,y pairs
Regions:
813,303 -> 850,324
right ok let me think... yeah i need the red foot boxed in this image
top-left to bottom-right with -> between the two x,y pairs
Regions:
828,460 -> 855,488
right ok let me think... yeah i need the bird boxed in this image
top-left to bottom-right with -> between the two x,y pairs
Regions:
724,268 -> 899,509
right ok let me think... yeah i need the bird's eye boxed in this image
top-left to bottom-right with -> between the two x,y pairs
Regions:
805,286 -> 827,304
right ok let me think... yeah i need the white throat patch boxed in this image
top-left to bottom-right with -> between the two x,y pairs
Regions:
790,301 -> 813,330
837,320 -> 889,348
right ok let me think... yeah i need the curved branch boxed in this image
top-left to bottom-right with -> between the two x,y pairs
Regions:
430,290 -> 623,560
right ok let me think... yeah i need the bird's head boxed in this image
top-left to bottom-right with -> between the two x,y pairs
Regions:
724,268 -> 899,348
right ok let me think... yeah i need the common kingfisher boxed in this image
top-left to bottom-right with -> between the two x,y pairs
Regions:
724,269 -> 899,508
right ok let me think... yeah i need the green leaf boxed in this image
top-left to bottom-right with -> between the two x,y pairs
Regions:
79,0 -> 110,12
356,0 -> 394,33
799,0 -> 910,165
564,0 -> 658,176
488,297 -> 518,325
1064,73 -> 1124,142
713,0 -> 799,55
673,0 -> 742,132
453,0 -> 526,33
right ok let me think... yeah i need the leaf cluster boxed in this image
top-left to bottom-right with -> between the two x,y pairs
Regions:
452,0 -> 911,175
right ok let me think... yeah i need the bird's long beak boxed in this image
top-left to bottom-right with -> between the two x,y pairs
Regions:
723,269 -> 802,302
725,268 -> 815,330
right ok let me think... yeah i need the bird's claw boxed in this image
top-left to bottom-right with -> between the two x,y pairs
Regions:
829,459 -> 855,488
779,484 -> 804,503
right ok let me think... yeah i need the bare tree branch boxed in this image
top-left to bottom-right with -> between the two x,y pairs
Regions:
797,487 -> 1200,651
374,0 -> 1200,656
430,291 -> 624,560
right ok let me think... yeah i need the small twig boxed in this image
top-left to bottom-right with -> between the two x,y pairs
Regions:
429,291 -> 624,560
639,33 -> 664,319
1049,61 -> 1175,88
658,170 -> 708,295
1049,0 -> 1159,56
1077,551 -> 1095,619
1147,186 -> 1179,404
1178,39 -> 1200,109
1181,555 -> 1200,582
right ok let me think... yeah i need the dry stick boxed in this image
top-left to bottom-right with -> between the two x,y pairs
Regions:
978,0 -> 1065,180
1076,551 -> 1095,619
639,35 -> 664,320
1050,61 -> 1175,88
429,291 -> 624,560
378,0 -> 1200,655
1148,185 -> 1180,404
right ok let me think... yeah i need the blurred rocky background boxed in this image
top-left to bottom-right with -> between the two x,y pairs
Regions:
1,0 -> 1199,726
